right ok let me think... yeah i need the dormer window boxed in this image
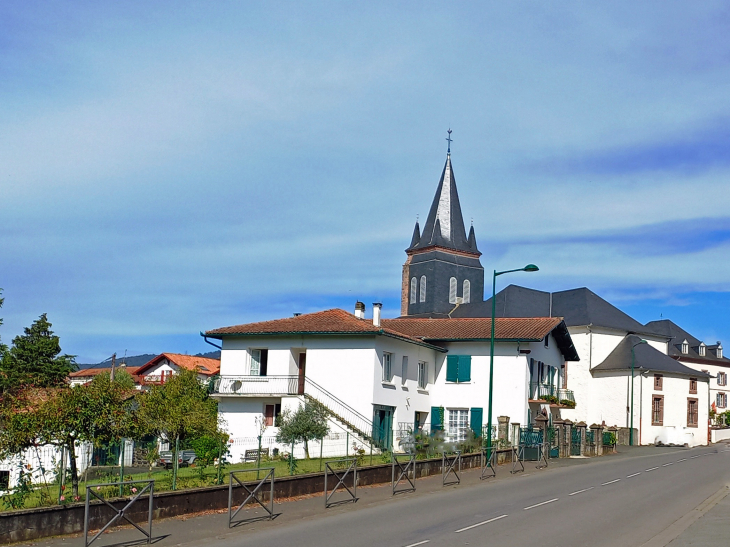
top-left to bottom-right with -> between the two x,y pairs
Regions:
699,343 -> 706,357
681,339 -> 689,355
718,343 -> 723,359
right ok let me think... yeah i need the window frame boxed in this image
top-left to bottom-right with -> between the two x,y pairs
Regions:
419,275 -> 427,303
652,395 -> 664,426
417,361 -> 428,389
449,277 -> 458,304
462,279 -> 470,304
447,408 -> 469,442
410,277 -> 417,304
687,397 -> 699,428
717,392 -> 727,409
719,372 -> 727,387
689,378 -> 697,394
249,348 -> 268,376
401,356 -> 408,385
382,352 -> 393,383
654,374 -> 663,391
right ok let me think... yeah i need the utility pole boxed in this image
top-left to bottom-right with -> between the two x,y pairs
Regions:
110,353 -> 116,382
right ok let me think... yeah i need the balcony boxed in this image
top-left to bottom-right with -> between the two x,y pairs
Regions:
529,383 -> 575,408
212,375 -> 299,396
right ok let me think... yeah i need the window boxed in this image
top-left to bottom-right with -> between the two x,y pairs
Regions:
699,343 -> 706,357
448,409 -> 469,441
652,395 -> 664,425
401,356 -> 408,385
687,398 -> 699,427
544,335 -> 549,349
419,276 -> 427,303
449,277 -> 457,304
445,355 -> 471,383
382,352 -> 393,382
249,349 -> 268,376
417,361 -> 427,389
718,372 -> 727,386
681,339 -> 689,355
264,404 -> 275,427
717,392 -> 727,409
719,345 -> 723,359
654,374 -> 663,391
410,277 -> 417,304
689,378 -> 697,394
462,280 -> 470,304
0,470 -> 9,491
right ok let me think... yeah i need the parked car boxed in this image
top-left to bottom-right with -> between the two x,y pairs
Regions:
158,450 -> 197,469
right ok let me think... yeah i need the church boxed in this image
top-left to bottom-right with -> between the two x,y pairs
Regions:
205,138 -> 712,461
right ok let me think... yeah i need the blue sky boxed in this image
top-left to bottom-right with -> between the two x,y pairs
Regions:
1,2 -> 729,363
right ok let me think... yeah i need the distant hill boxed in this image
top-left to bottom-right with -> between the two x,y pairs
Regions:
77,351 -> 221,370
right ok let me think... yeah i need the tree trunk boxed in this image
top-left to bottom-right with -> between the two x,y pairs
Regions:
303,438 -> 310,459
67,438 -> 79,499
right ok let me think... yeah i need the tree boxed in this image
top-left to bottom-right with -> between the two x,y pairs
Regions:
0,370 -> 137,499
0,289 -> 7,365
136,368 -> 221,479
0,313 -> 76,394
276,401 -> 329,458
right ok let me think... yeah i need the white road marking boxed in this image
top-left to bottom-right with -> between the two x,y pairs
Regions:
601,479 -> 621,486
404,541 -> 429,547
676,458 -> 687,462
662,463 -> 674,467
627,472 -> 641,478
454,514 -> 508,533
691,455 -> 700,459
646,467 -> 659,471
524,498 -> 559,510
569,487 -> 594,496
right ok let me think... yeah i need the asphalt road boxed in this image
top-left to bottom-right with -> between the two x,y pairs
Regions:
220,445 -> 730,547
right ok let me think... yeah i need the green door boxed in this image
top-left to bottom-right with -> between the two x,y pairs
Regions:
372,405 -> 395,450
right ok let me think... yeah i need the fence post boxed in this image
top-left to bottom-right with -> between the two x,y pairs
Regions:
576,422 -> 587,456
370,441 -> 373,467
553,419 -> 565,458
119,439 -> 125,497
497,416 -> 510,447
217,438 -> 223,485
346,432 -> 349,458
319,438 -> 324,472
172,436 -> 179,491
256,435 -> 262,480
289,440 -> 294,476
57,445 -> 65,504
591,424 -> 603,456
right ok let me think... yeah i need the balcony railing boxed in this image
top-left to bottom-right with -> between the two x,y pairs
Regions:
529,383 -> 575,407
212,375 -> 299,396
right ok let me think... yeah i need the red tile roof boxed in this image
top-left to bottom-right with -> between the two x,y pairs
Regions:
205,309 -> 446,351
69,366 -> 141,378
136,353 -> 221,377
382,316 -> 563,341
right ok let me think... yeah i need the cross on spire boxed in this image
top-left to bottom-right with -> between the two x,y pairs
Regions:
446,128 -> 452,154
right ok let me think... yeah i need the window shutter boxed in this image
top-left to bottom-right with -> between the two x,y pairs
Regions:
449,277 -> 457,304
462,280 -> 470,304
431,406 -> 444,430
419,276 -> 427,303
458,355 -> 471,382
470,407 -> 483,436
446,355 -> 459,382
410,277 -> 417,304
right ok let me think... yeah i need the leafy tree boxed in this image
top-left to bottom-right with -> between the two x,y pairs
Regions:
136,368 -> 221,471
0,289 -> 6,357
276,401 -> 329,458
0,313 -> 76,394
0,371 -> 136,499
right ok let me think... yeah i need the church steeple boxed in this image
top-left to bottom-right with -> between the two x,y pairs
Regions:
407,152 -> 480,256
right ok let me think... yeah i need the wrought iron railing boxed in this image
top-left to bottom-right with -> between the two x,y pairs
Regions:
303,379 -> 375,444
212,375 -> 299,395
528,383 -> 575,406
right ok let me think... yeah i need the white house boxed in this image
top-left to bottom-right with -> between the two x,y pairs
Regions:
204,304 -> 579,462
135,353 -> 220,387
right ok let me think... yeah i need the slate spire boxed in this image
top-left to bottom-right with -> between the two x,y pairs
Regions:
408,152 -> 479,255
409,220 -> 421,248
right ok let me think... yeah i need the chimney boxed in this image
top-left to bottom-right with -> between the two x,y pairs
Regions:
373,302 -> 382,327
354,301 -> 365,319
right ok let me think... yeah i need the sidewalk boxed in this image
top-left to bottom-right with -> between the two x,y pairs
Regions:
667,491 -> 730,546
6,444 -> 691,547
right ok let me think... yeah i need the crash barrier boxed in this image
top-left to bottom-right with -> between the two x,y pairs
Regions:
324,458 -> 358,508
228,468 -> 275,528
391,453 -> 416,495
442,451 -> 461,486
84,480 -> 154,547
481,447 -> 496,479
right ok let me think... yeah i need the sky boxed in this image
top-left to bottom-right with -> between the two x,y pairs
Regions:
1,2 -> 729,363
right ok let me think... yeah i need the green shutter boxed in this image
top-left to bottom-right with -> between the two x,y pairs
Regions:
446,355 -> 459,382
431,406 -> 444,431
470,407 -> 483,437
458,355 -> 471,382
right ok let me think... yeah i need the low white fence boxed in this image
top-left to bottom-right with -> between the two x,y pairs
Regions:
711,428 -> 730,443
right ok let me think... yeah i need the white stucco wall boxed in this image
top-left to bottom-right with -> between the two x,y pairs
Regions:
676,359 -> 730,415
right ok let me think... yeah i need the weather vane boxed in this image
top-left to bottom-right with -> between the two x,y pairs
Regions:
446,128 -> 453,154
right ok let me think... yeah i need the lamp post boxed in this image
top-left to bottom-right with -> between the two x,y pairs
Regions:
630,339 -> 648,446
487,264 -> 539,459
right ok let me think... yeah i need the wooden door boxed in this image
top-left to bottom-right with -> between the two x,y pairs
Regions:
297,353 -> 306,395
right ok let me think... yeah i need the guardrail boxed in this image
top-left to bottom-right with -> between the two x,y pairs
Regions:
212,375 -> 299,396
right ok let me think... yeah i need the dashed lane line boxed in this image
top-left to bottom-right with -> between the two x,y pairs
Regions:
454,514 -> 508,533
691,455 -> 700,459
524,498 -> 559,510
601,479 -> 621,486
676,458 -> 687,462
662,463 -> 674,467
627,472 -> 641,478
404,541 -> 429,547
646,467 -> 659,472
569,487 -> 594,496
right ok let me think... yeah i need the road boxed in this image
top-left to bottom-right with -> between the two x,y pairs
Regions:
220,445 -> 730,547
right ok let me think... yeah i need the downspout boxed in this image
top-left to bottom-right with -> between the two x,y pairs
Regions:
200,332 -> 222,350
639,370 -> 644,446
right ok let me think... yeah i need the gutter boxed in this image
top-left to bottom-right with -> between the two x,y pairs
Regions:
200,332 -> 222,350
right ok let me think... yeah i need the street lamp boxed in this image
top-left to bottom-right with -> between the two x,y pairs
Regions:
630,339 -> 648,446
487,264 -> 539,459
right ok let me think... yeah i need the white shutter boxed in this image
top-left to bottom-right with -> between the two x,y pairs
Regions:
449,277 -> 457,304
462,280 -> 470,304
410,277 -> 417,304
419,276 -> 427,302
